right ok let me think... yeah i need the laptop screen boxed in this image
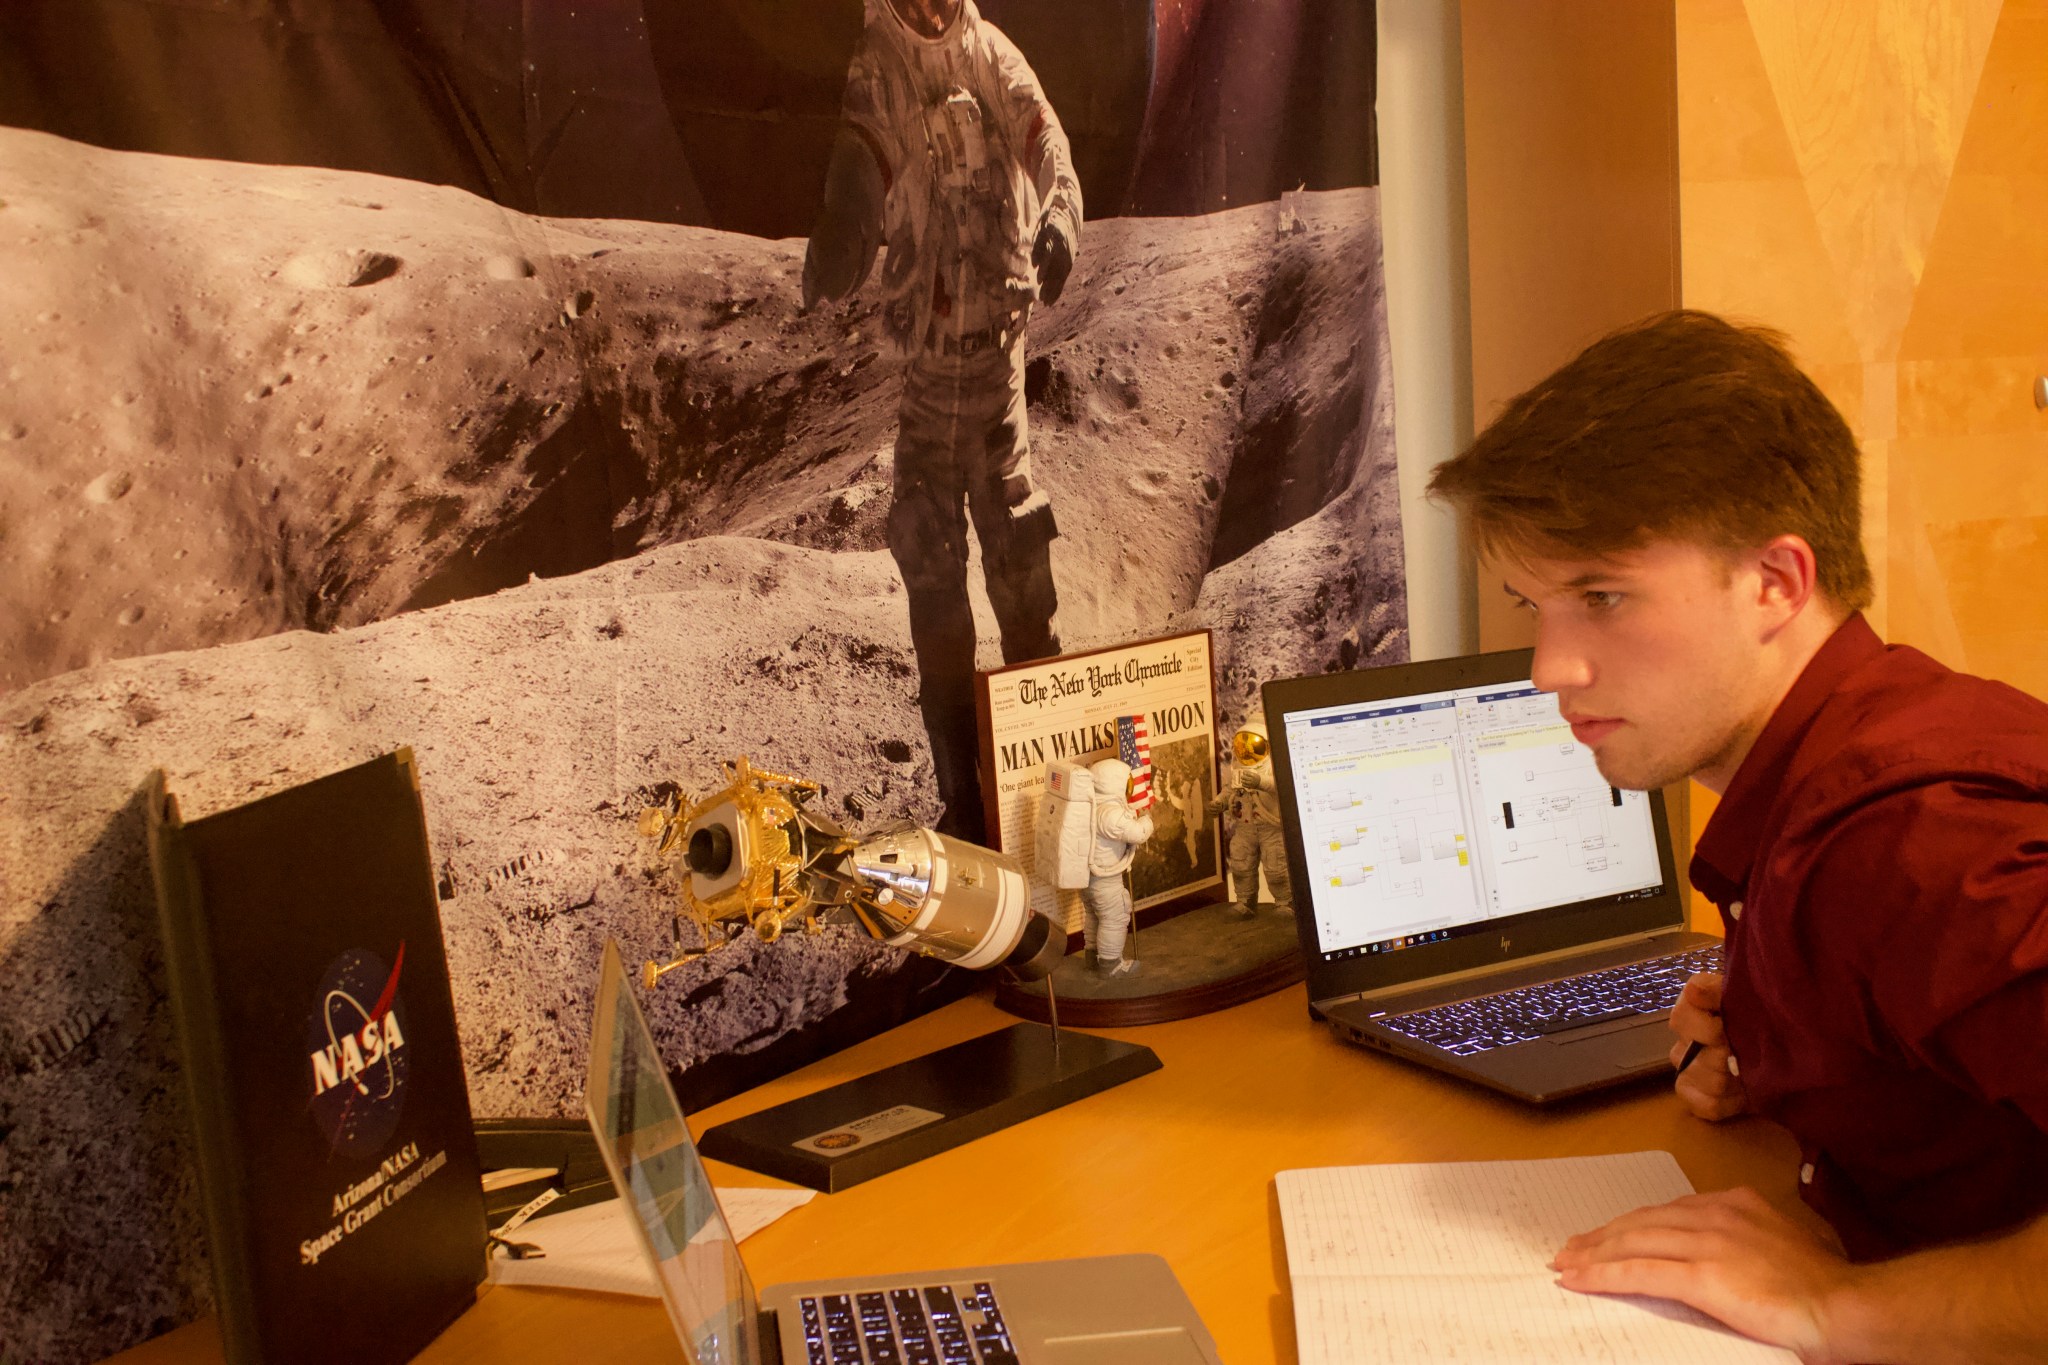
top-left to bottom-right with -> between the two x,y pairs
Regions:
1282,679 -> 1664,958
1263,650 -> 1684,997
586,939 -> 764,1365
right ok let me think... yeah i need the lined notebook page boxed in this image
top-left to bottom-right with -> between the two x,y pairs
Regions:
1276,1152 -> 1797,1364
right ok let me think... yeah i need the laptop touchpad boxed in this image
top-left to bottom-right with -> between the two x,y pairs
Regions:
1042,1326 -> 1212,1363
1547,1019 -> 1673,1069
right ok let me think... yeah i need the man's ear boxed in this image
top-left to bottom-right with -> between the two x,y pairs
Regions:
1754,534 -> 1818,629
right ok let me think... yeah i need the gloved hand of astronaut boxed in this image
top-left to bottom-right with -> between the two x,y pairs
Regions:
1031,218 -> 1074,306
1082,756 -> 1153,978
1209,721 -> 1292,921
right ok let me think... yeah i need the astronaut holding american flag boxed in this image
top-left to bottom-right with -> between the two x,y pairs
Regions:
1080,716 -> 1155,978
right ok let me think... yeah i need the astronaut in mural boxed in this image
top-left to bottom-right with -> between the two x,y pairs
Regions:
1084,756 -> 1153,977
1208,718 -> 1292,919
802,0 -> 1083,842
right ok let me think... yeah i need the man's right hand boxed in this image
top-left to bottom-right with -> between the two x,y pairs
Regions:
1670,971 -> 1750,1121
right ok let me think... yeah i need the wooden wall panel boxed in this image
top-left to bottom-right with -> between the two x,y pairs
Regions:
1895,0 -> 2048,698
1678,0 -> 2040,659
1677,0 -> 2048,920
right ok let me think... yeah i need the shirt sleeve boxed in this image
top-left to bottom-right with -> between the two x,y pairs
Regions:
1808,782 -> 2048,1131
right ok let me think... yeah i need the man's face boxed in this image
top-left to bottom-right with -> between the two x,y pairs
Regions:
1503,540 -> 1778,792
888,0 -> 961,39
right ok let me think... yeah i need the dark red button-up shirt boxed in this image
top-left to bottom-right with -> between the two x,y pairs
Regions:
1692,613 -> 2048,1262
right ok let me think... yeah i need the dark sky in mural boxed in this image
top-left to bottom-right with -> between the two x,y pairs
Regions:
0,0 -> 1376,232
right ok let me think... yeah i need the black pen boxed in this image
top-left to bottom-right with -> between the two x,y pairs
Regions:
1678,1039 -> 1705,1073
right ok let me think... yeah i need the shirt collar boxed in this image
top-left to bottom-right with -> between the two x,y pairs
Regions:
1690,612 -> 1885,905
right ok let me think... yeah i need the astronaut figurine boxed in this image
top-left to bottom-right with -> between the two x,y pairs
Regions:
1083,757 -> 1153,977
802,0 -> 1083,844
1208,720 -> 1291,920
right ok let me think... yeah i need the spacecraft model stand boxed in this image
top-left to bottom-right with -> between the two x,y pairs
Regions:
697,1022 -> 1159,1193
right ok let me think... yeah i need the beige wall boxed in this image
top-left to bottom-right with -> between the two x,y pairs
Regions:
1677,0 -> 2048,900
1460,1 -> 1696,909
1463,0 -> 1682,653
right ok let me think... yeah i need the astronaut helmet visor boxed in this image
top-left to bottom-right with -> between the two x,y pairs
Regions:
1126,775 -> 1141,802
887,0 -> 962,39
1233,731 -> 1270,765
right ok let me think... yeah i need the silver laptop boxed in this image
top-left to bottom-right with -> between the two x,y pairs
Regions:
582,939 -> 1224,1365
1262,648 -> 1720,1104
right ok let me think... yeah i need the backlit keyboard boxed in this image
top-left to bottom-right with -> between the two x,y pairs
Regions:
1377,944 -> 1724,1056
798,1281 -> 1015,1365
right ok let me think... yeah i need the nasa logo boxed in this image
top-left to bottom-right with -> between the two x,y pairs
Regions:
306,945 -> 412,1156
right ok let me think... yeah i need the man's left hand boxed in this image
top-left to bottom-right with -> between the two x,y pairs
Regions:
1552,1187 -> 1856,1363
1032,222 -> 1073,304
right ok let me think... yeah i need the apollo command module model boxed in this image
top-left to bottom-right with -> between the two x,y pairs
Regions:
640,756 -> 1066,987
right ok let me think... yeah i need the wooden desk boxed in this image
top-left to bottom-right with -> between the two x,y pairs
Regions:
107,982 -> 1807,1365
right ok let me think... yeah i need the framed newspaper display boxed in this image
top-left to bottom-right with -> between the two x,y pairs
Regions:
976,630 -> 1224,932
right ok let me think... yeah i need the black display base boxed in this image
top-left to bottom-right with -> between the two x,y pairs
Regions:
697,1023 -> 1160,1193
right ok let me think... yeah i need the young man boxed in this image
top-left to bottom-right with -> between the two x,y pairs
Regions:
1428,311 -> 2048,1364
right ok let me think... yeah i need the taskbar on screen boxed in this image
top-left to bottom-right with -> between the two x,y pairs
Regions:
1316,883 -> 1668,965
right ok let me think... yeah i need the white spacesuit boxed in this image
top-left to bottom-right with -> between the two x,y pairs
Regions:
1207,720 -> 1291,918
803,0 -> 1083,843
1083,757 -> 1153,977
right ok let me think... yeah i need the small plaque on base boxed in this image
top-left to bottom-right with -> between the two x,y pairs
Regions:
697,1023 -> 1159,1193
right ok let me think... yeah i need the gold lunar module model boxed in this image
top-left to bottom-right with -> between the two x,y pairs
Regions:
640,756 -> 1066,988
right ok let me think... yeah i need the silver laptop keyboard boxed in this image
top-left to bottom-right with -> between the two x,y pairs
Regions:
799,1282 -> 1016,1365
1378,944 -> 1724,1056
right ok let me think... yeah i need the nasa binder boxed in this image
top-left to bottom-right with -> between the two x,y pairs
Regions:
145,751 -> 486,1365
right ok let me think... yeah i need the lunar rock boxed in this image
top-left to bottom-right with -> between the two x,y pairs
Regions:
0,535 -> 943,1364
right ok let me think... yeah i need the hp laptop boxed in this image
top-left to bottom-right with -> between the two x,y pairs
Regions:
582,939 -> 1224,1365
1262,648 -> 1721,1104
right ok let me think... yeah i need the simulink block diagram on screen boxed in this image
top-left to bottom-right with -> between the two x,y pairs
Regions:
1305,728 -> 1478,942
1288,688 -> 1662,955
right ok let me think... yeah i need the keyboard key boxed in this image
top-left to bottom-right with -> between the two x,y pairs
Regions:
1381,945 -> 1723,1054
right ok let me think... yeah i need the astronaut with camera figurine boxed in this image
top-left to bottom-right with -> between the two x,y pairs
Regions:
1208,719 -> 1291,922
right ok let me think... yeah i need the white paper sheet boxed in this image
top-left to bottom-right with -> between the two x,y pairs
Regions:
488,1186 -> 816,1297
1277,1152 -> 1798,1364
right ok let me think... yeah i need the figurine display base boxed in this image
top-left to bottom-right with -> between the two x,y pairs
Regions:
996,899 -> 1304,1027
696,1023 -> 1160,1194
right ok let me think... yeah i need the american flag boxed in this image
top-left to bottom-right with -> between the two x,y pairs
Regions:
1116,714 -> 1152,810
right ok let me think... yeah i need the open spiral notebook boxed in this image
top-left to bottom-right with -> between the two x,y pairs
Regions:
1276,1152 -> 1798,1364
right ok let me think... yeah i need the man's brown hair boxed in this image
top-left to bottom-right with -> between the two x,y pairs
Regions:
1429,310 -> 1873,611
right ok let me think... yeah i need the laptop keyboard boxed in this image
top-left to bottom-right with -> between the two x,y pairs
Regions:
1377,944 -> 1724,1056
799,1281 -> 1016,1365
